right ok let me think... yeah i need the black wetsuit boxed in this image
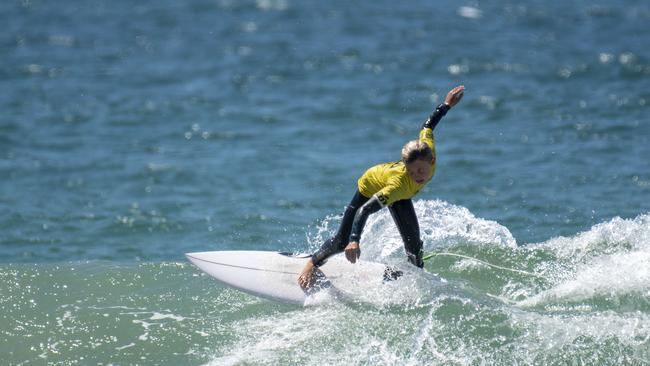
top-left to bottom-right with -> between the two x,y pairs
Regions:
311,104 -> 450,268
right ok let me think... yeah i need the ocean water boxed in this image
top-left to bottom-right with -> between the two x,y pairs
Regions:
2,0 -> 650,364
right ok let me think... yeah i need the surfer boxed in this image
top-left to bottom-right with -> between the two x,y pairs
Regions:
298,85 -> 465,289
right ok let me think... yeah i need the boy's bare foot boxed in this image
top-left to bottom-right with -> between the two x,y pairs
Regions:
298,259 -> 317,289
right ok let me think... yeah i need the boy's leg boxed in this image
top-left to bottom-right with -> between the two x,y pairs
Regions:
300,191 -> 370,289
388,199 -> 424,268
311,190 -> 370,266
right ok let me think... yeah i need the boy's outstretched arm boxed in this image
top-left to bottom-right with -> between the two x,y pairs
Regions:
422,85 -> 465,131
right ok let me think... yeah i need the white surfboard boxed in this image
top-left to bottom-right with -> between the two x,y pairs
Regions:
185,250 -> 394,305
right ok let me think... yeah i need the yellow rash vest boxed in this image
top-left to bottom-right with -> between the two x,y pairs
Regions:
357,127 -> 435,206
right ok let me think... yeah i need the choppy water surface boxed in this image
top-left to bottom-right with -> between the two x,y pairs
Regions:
2,0 -> 650,364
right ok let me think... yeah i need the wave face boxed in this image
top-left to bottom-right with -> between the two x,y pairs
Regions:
4,201 -> 650,365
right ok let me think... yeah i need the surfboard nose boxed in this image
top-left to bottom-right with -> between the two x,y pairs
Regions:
184,250 -> 310,305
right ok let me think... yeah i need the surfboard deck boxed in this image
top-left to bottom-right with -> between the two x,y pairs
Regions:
185,250 -> 392,305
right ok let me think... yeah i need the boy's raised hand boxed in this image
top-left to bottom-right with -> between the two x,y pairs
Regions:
445,85 -> 465,108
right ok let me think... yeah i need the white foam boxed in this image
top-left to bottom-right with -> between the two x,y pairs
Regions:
360,200 -> 516,261
290,208 -> 650,364
204,304 -> 453,366
519,250 -> 650,307
458,6 -> 483,19
518,213 -> 650,307
115,342 -> 135,351
335,263 -> 442,308
149,312 -> 186,321
204,307 -> 344,365
510,309 -> 650,355
531,214 -> 650,261
309,199 -> 516,261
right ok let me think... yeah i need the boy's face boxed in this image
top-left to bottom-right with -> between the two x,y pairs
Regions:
406,159 -> 432,184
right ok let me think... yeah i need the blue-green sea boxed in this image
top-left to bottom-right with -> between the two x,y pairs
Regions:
2,0 -> 650,364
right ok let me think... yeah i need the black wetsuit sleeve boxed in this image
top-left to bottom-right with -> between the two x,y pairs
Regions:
422,103 -> 450,131
348,195 -> 383,243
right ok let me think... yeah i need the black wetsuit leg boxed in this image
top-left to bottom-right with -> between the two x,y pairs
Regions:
311,190 -> 370,266
388,199 -> 424,268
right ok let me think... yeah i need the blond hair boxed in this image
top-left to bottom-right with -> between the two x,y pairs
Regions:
401,140 -> 433,164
